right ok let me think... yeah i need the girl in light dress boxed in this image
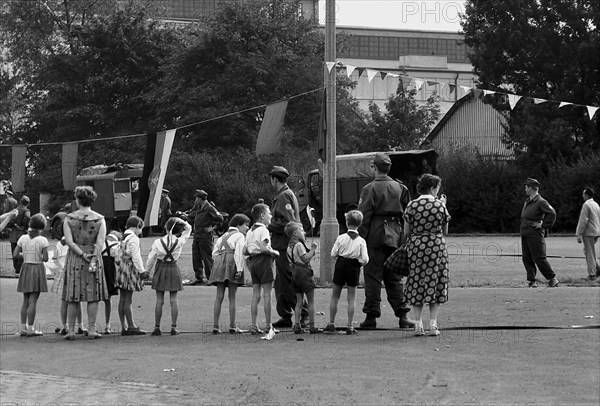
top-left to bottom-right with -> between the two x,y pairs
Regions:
147,217 -> 192,336
115,215 -> 150,335
14,213 -> 49,337
209,214 -> 250,334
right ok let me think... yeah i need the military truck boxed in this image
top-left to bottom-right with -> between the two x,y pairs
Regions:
50,163 -> 144,237
294,149 -> 438,233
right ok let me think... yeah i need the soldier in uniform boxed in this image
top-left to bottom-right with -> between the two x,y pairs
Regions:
190,190 -> 223,285
8,196 -> 31,274
358,154 -> 415,329
268,166 -> 309,328
159,189 -> 172,230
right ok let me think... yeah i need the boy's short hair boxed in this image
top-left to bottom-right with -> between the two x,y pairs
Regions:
251,203 -> 270,221
165,217 -> 184,235
345,210 -> 363,228
229,213 -> 251,228
29,213 -> 47,230
126,215 -> 144,229
284,221 -> 302,238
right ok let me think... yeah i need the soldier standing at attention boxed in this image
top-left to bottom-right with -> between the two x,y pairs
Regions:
190,190 -> 223,286
358,154 -> 415,329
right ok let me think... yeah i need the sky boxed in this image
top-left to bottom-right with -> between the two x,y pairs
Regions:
318,0 -> 465,32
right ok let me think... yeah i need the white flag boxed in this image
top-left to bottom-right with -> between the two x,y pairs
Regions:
414,79 -> 425,91
345,64 -> 356,78
533,98 -> 547,104
559,101 -> 572,108
508,94 -> 522,110
366,69 -> 378,82
586,105 -> 599,120
325,62 -> 336,73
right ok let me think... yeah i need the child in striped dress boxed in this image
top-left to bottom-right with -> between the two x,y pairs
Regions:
147,217 -> 192,336
14,213 -> 48,337
115,216 -> 149,335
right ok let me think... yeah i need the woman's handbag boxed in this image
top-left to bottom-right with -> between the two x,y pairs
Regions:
384,244 -> 409,276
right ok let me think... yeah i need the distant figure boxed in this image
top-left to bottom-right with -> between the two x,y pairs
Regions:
3,189 -> 18,214
520,178 -> 559,288
159,189 -> 172,230
190,189 -> 223,285
576,187 -> 600,280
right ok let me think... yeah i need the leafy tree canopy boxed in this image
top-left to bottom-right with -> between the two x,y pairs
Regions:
461,0 -> 600,172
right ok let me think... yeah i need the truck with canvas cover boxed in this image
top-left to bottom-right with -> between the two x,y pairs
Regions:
295,149 -> 438,233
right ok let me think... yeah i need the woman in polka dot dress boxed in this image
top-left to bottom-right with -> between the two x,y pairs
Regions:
403,174 -> 450,337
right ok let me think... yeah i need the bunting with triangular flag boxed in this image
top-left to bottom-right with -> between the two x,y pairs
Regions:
508,94 -> 522,110
366,69 -> 378,82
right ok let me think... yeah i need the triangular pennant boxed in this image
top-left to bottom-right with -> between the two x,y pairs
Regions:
586,105 -> 599,120
448,84 -> 456,96
366,69 -> 378,82
414,79 -> 425,91
533,98 -> 547,104
325,62 -> 336,73
345,64 -> 356,78
387,72 -> 400,78
483,89 -> 495,96
356,68 -> 365,78
559,101 -> 573,108
426,80 -> 439,87
380,72 -> 388,80
508,94 -> 522,110
472,89 -> 483,97
460,85 -> 472,94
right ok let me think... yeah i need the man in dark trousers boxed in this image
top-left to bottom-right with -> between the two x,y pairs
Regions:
8,195 -> 31,273
521,178 -> 559,288
267,166 -> 309,328
358,154 -> 414,329
159,189 -> 172,230
190,189 -> 223,286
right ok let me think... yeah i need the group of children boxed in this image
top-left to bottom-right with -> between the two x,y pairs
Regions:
14,203 -> 371,340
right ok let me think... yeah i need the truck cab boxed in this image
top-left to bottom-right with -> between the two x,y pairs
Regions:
296,149 -> 438,233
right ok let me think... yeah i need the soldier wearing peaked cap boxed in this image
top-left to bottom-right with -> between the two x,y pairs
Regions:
190,189 -> 223,286
267,166 -> 310,328
357,153 -> 415,329
521,178 -> 559,288
159,188 -> 172,231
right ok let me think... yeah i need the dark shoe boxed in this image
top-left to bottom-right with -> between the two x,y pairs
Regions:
308,325 -> 321,334
293,323 -> 303,334
399,314 -> 416,329
359,316 -> 377,329
104,327 -> 113,334
229,327 -> 244,334
588,275 -> 597,281
300,316 -> 309,328
323,323 -> 336,334
170,328 -> 180,336
57,328 -> 68,336
151,328 -> 162,336
272,318 -> 293,328
76,327 -> 87,335
528,281 -> 538,288
249,326 -> 264,335
346,327 -> 357,335
123,326 -> 146,336
212,328 -> 221,334
548,278 -> 559,287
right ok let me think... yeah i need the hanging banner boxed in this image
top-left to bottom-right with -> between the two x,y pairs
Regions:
62,142 -> 78,191
11,145 -> 26,193
256,101 -> 288,155
586,106 -> 599,120
138,129 -> 176,226
317,90 -> 327,163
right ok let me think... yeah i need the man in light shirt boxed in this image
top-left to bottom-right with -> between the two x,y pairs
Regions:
576,187 -> 600,280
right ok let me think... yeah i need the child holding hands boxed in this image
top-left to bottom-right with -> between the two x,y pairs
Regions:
244,204 -> 279,340
325,210 -> 369,335
209,214 -> 250,334
284,221 -> 319,334
115,215 -> 149,335
14,213 -> 49,336
147,217 -> 192,336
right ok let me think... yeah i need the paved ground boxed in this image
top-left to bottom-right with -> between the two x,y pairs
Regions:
1,235 -> 599,405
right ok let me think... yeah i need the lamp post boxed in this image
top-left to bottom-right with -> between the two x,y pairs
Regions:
319,0 -> 338,281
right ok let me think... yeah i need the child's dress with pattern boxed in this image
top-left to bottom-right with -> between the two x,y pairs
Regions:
116,230 -> 145,291
16,234 -> 49,293
62,214 -> 108,302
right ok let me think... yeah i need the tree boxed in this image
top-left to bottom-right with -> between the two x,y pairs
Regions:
348,85 -> 440,152
461,0 -> 600,172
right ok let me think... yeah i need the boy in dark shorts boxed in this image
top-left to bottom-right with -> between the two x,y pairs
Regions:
325,210 -> 369,335
244,204 -> 279,340
284,222 -> 319,334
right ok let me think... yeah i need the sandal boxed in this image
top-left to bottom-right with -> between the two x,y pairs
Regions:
229,327 -> 244,334
104,327 -> 113,335
249,326 -> 263,335
212,328 -> 221,334
414,320 -> 425,336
